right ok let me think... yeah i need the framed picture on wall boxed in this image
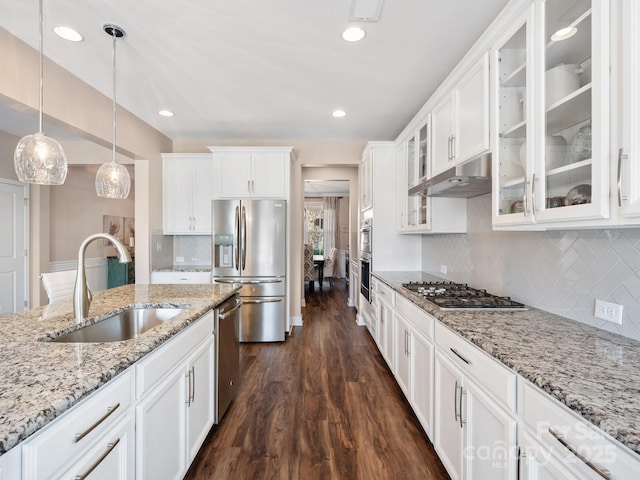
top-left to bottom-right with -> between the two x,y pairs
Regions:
103,215 -> 124,246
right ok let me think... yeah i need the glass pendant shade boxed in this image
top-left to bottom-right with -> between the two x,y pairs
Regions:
95,160 -> 131,199
14,131 -> 67,184
14,0 -> 68,186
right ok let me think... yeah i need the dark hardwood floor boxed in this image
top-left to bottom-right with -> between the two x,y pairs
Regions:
184,279 -> 450,479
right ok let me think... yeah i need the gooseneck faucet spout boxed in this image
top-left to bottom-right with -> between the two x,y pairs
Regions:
74,233 -> 132,321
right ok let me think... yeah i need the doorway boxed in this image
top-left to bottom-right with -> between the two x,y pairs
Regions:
0,178 -> 28,313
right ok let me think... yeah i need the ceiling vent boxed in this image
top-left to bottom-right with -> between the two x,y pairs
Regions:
350,0 -> 384,22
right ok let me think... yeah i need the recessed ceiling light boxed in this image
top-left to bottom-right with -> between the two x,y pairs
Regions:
551,26 -> 577,42
158,110 -> 175,117
53,25 -> 83,42
332,110 -> 346,118
342,27 -> 366,42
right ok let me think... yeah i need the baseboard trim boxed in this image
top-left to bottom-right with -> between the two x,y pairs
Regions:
291,315 -> 303,327
356,314 -> 366,326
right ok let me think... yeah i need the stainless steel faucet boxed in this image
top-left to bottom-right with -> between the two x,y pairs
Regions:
74,233 -> 132,321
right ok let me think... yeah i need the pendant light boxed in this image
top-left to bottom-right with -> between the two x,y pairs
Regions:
95,24 -> 131,199
14,0 -> 68,185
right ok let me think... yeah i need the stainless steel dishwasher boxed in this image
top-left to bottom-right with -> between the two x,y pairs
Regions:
214,294 -> 241,423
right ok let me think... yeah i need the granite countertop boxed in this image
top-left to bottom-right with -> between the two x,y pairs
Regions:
0,283 -> 238,455
373,271 -> 640,456
152,265 -> 211,272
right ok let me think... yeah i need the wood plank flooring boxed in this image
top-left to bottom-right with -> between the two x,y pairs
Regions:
184,280 -> 450,480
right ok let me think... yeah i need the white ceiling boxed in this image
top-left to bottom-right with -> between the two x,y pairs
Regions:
0,0 -> 509,142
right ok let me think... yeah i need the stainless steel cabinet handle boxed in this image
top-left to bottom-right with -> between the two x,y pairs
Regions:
523,177 -> 530,217
453,380 -> 458,421
247,180 -> 251,194
185,371 -> 191,405
451,134 -> 455,161
531,173 -> 536,214
459,385 -> 465,427
548,428 -> 612,480
243,298 -> 283,304
219,298 -> 242,319
74,403 -> 121,442
406,330 -> 411,356
190,366 -> 195,404
74,438 -> 120,480
450,347 -> 471,365
618,148 -> 628,207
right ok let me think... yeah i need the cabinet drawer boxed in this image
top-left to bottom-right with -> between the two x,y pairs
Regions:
151,271 -> 211,284
435,322 -> 516,412
395,294 -> 434,340
22,370 -> 133,480
519,379 -> 640,480
136,310 -> 213,398
376,281 -> 395,306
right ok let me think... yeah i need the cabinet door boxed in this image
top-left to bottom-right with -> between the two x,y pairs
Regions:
410,330 -> 434,439
534,0 -> 609,223
455,53 -> 490,165
396,141 -> 407,232
393,313 -> 411,397
492,10 -> 534,226
219,152 -> 252,197
377,297 -> 393,365
464,380 -> 517,480
191,157 -> 214,233
432,93 -> 455,177
434,351 -> 464,480
136,368 -> 187,480
163,158 -> 194,234
252,152 -> 287,198
186,338 -> 215,464
61,416 -> 134,480
360,149 -> 373,211
620,0 -> 640,217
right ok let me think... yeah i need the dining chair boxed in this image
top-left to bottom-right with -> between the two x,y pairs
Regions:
322,247 -> 339,288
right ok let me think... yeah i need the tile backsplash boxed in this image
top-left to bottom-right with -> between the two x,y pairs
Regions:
173,236 -> 211,266
421,194 -> 640,341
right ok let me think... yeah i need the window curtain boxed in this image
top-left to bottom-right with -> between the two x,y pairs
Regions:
323,197 -> 339,256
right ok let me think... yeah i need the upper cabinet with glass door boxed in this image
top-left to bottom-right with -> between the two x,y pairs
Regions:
406,120 -> 431,232
492,0 -> 610,228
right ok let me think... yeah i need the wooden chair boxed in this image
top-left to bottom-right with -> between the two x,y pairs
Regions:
41,270 -> 77,304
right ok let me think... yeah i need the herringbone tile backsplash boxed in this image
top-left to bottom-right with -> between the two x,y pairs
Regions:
421,195 -> 640,341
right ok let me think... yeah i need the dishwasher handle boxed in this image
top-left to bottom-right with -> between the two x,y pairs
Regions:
219,298 -> 242,319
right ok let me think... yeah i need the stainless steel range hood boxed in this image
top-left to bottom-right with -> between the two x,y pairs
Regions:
408,154 -> 492,198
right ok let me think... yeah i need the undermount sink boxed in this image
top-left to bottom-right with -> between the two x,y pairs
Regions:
51,307 -> 185,343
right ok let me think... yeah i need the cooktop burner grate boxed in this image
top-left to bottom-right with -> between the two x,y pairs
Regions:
401,281 -> 527,310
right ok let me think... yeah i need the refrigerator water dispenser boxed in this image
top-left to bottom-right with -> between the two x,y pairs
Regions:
214,234 -> 234,268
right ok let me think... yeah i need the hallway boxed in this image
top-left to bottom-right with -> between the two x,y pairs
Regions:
185,280 -> 450,479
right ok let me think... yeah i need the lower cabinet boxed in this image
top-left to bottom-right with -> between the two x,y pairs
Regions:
186,339 -> 215,464
519,430 -> 580,480
377,295 -> 394,367
434,351 -> 517,480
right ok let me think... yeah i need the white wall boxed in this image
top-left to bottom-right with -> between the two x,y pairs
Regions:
421,194 -> 640,341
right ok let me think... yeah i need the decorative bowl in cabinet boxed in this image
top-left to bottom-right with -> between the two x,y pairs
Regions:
545,63 -> 582,107
566,184 -> 591,205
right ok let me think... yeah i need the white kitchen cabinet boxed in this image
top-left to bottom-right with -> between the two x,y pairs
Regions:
22,370 -> 134,480
0,445 -> 21,480
210,147 -> 292,199
431,53 -> 490,178
519,430 -> 580,480
394,313 -> 411,397
492,0 -> 611,228
434,351 -> 517,480
59,415 -> 134,480
360,147 -> 373,211
376,282 -> 394,368
618,0 -> 640,218
135,310 -> 214,480
186,337 -> 215,464
410,327 -> 434,440
162,154 -> 214,234
518,378 -> 640,480
151,271 -> 211,285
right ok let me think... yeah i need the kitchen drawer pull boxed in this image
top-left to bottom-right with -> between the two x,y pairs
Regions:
450,347 -> 471,365
243,298 -> 283,304
74,437 -> 120,480
548,428 -> 612,480
74,403 -> 120,443
219,299 -> 242,319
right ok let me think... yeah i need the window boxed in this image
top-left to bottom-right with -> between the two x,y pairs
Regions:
304,201 -> 324,255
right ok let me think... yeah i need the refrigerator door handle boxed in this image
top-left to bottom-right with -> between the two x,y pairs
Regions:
241,205 -> 247,271
234,206 -> 240,270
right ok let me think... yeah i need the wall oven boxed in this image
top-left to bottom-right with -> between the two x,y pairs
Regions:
360,252 -> 371,303
360,218 -> 372,255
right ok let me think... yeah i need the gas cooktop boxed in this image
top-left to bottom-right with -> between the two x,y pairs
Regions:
401,281 -> 527,310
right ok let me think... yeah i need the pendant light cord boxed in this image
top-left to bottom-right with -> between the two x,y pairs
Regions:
38,0 -> 43,134
112,29 -> 117,164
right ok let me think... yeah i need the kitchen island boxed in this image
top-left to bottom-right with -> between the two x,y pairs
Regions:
0,283 -> 238,457
373,271 -> 640,473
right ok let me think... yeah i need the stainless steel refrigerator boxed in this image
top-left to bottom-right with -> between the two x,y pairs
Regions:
211,199 -> 286,342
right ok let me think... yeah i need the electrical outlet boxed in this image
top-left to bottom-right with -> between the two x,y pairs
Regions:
440,264 -> 448,274
594,299 -> 623,325
176,256 -> 185,263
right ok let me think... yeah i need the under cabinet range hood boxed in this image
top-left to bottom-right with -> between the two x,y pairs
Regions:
408,154 -> 492,198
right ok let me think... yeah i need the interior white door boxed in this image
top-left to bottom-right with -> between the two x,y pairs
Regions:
0,179 -> 27,313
